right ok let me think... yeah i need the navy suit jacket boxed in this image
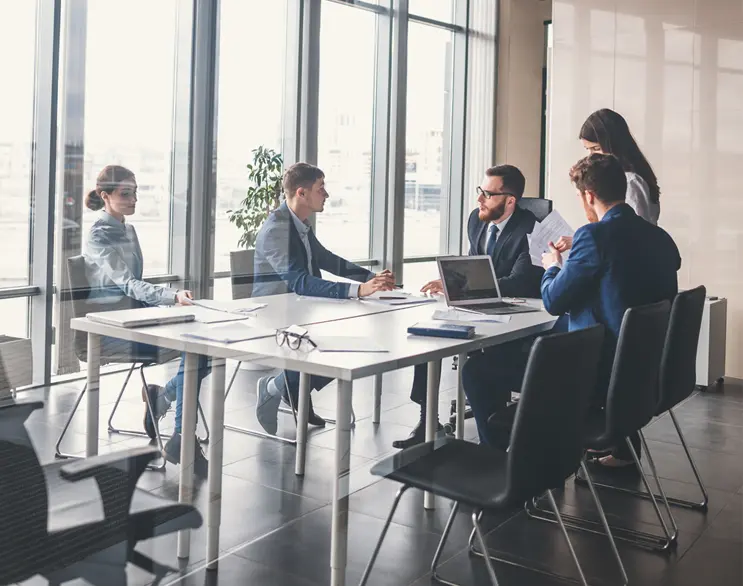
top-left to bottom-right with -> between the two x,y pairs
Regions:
541,203 -> 681,396
252,202 -> 374,299
467,206 -> 543,298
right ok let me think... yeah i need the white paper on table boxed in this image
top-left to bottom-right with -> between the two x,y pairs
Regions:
180,322 -> 276,344
188,306 -> 252,324
311,335 -> 389,353
432,308 -> 511,325
362,291 -> 437,306
528,210 -> 574,267
191,299 -> 267,314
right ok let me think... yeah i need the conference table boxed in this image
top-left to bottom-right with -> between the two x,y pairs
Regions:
71,292 -> 556,586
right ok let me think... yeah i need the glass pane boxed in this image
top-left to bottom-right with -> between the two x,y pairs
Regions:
403,261 -> 438,293
0,297 -> 30,339
404,24 -> 454,257
0,3 -> 36,287
215,0 -> 288,274
316,1 -> 376,261
82,1 -> 179,277
409,0 -> 454,23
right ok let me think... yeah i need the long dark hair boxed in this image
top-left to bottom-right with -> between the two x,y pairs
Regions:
579,109 -> 660,204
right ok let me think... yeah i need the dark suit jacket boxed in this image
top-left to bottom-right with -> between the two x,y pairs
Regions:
252,202 -> 374,299
541,203 -> 681,396
466,206 -> 543,298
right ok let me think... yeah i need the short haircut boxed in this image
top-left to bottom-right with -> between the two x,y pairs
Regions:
569,153 -> 627,204
485,164 -> 526,199
283,163 -> 324,197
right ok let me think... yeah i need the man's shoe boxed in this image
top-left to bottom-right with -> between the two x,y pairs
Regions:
142,384 -> 171,440
392,419 -> 443,449
256,376 -> 282,435
163,433 -> 209,479
283,393 -> 326,428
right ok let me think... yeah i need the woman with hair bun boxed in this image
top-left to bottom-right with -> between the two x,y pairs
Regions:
85,164 -> 209,478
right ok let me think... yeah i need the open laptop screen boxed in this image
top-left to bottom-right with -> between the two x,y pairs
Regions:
438,256 -> 501,302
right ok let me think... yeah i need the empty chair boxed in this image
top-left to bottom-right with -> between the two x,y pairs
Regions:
360,325 -> 628,586
0,400 -> 202,586
56,255 -> 208,467
517,197 -> 553,222
586,286 -> 710,511
529,300 -> 678,552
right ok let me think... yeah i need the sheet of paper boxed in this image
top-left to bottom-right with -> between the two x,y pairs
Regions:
311,335 -> 389,353
363,295 -> 437,306
191,299 -> 267,314
188,306 -> 251,324
432,308 -> 511,325
181,323 -> 275,344
528,210 -> 574,267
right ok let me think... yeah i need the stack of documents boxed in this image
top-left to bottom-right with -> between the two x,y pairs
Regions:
527,210 -> 574,267
191,299 -> 267,314
363,291 -> 437,306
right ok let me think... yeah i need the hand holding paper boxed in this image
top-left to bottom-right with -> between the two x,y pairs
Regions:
528,210 -> 575,267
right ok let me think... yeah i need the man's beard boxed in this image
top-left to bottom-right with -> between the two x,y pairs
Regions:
479,198 -> 507,222
581,195 -> 599,223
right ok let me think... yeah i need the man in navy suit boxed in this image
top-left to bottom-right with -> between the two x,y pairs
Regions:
465,154 -> 681,467
253,162 -> 396,434
393,164 -> 546,449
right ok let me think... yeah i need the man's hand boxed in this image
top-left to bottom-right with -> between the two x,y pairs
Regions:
541,242 -> 563,270
359,273 -> 395,297
554,236 -> 573,253
176,290 -> 194,305
420,279 -> 444,296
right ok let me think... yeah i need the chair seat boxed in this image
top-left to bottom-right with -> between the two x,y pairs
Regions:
42,460 -> 195,533
371,438 -> 510,509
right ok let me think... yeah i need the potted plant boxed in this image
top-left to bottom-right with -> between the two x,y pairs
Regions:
227,146 -> 283,371
227,146 -> 284,249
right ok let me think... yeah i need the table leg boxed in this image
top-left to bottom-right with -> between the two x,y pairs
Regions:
294,372 -> 311,476
331,379 -> 353,586
206,358 -> 226,570
177,352 -> 199,560
85,333 -> 100,457
455,353 -> 466,440
372,374 -> 382,424
424,360 -> 442,510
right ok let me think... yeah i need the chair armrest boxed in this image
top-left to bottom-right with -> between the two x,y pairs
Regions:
60,446 -> 160,522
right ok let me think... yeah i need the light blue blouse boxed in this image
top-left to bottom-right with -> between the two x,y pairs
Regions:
85,211 -> 178,307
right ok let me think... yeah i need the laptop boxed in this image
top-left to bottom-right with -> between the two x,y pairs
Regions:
437,255 -> 541,315
86,306 -> 197,328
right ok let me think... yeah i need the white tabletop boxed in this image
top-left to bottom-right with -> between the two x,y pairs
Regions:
71,295 -> 557,381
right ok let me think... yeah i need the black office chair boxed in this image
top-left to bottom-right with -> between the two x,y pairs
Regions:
360,325 -> 628,586
518,197 -> 553,222
0,400 -> 202,586
56,256 -> 209,467
584,286 -> 710,511
528,300 -> 678,552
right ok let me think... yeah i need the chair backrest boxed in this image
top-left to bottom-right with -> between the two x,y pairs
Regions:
64,256 -> 138,360
505,324 -> 605,501
518,198 -> 553,222
604,300 -> 671,439
656,286 -> 707,414
230,249 -> 256,300
0,400 -> 49,581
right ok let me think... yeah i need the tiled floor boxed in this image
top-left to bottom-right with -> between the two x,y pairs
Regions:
14,361 -> 743,586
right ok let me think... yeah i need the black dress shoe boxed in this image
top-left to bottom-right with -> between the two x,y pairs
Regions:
392,419 -> 443,449
283,393 -> 326,428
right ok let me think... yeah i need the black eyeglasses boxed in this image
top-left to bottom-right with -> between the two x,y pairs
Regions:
275,328 -> 317,351
476,187 -> 515,199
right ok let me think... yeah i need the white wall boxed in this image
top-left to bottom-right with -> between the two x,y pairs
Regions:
548,0 -> 743,377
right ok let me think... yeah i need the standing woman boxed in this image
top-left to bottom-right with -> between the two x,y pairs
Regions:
85,164 -> 209,477
579,108 -> 661,224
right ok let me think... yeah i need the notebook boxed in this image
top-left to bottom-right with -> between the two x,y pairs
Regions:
86,306 -> 196,328
407,321 -> 476,339
180,323 -> 276,344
